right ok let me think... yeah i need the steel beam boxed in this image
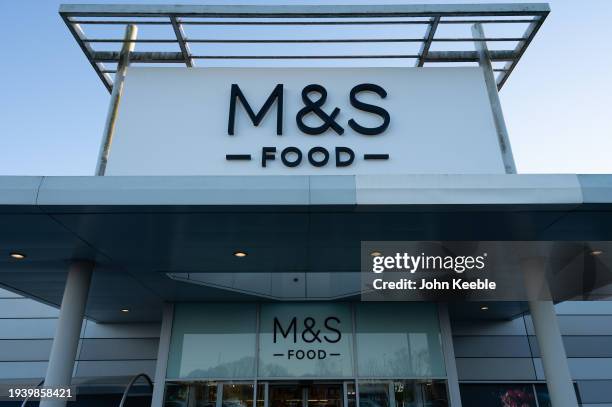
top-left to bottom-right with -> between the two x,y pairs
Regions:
170,16 -> 194,67
95,24 -> 138,176
59,3 -> 551,18
416,16 -> 440,67
92,51 -> 184,63
497,17 -> 548,89
472,23 -> 516,174
61,18 -> 113,92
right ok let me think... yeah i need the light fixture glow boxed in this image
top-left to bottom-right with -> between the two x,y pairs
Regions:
370,251 -> 382,257
590,250 -> 603,256
9,252 -> 26,260
120,308 -> 130,313
233,251 -> 248,258
480,305 -> 489,311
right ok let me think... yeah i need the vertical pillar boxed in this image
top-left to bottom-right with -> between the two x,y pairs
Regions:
472,23 -> 517,174
95,23 -> 138,176
151,303 -> 174,407
522,257 -> 578,407
438,303 -> 462,407
40,260 -> 94,407
528,300 -> 578,407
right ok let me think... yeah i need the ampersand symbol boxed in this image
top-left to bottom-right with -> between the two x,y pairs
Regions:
302,317 -> 322,343
296,84 -> 345,135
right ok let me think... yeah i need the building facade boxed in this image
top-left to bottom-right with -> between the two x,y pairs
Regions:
1,3 -> 612,407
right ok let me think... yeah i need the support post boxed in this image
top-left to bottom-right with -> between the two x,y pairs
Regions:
151,303 -> 174,407
472,23 -> 517,174
438,303 -> 462,407
95,24 -> 137,176
40,260 -> 94,407
522,257 -> 578,407
528,301 -> 578,407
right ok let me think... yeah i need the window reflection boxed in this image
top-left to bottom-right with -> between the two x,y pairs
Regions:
358,382 -> 390,407
222,383 -> 255,407
164,382 -> 217,407
358,380 -> 447,407
355,304 -> 445,378
164,383 -> 189,407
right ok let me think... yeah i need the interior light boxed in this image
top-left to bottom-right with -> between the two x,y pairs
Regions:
590,250 -> 603,256
480,305 -> 489,311
370,251 -> 382,257
233,251 -> 248,258
120,308 -> 130,313
9,252 -> 26,260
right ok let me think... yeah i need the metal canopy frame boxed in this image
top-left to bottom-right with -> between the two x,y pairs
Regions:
59,3 -> 549,92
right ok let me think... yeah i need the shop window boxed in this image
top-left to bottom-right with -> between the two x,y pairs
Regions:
359,382 -> 391,407
359,380 -> 448,407
164,383 -> 190,407
346,382 -> 357,407
222,383 -> 255,407
167,303 -> 257,379
258,303 -> 354,378
460,384 -> 537,407
460,383 -> 581,407
256,383 -> 266,407
355,303 -> 445,378
164,382 -> 218,407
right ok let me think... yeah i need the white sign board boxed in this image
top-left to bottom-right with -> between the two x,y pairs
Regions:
107,67 -> 505,175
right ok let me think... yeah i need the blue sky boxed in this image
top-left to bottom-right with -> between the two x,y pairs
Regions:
1,0 -> 611,175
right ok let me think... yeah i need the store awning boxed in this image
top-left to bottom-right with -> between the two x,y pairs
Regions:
1,174 -> 611,322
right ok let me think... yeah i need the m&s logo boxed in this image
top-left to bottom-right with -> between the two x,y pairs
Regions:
272,316 -> 342,360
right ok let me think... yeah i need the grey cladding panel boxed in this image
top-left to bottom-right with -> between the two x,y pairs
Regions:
451,317 -> 527,336
0,298 -> 58,318
75,360 -> 157,379
0,339 -> 52,362
78,338 -> 159,360
83,321 -> 160,338
534,358 -> 612,381
555,301 -> 612,315
0,362 -> 47,379
0,319 -> 57,339
577,380 -> 612,404
526,315 -> 612,335
529,336 -> 612,358
0,288 -> 21,298
456,358 -> 536,381
453,336 -> 532,358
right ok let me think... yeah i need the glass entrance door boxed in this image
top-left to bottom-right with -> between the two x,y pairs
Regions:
268,383 -> 343,407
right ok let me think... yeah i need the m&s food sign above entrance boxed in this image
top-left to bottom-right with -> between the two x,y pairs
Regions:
107,67 -> 505,175
228,82 -> 390,169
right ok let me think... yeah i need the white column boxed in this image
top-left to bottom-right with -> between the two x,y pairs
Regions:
528,300 -> 578,407
40,260 -> 94,407
522,257 -> 578,407
438,303 -> 462,407
151,302 -> 175,407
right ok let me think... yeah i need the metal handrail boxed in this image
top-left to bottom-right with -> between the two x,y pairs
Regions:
20,379 -> 44,407
118,373 -> 154,407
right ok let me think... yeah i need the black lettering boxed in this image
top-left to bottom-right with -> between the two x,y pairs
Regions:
228,84 -> 283,135
281,147 -> 302,167
274,317 -> 297,343
324,316 -> 342,343
348,83 -> 390,135
335,147 -> 354,167
262,147 -> 276,167
308,147 -> 329,167
296,84 -> 344,135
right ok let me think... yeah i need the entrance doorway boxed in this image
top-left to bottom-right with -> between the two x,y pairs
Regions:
268,383 -> 344,407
